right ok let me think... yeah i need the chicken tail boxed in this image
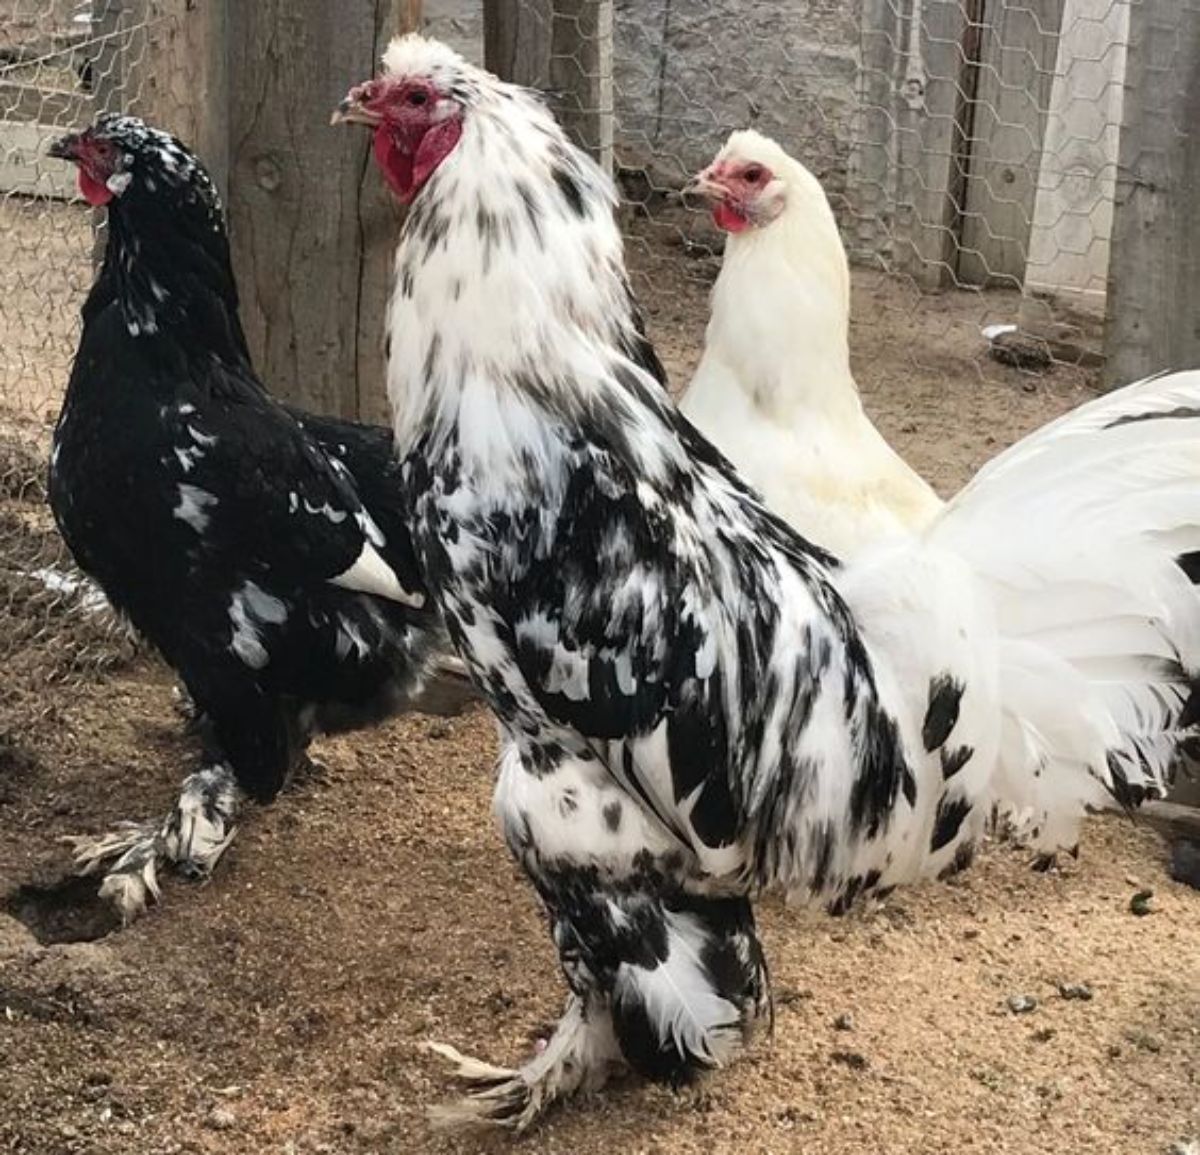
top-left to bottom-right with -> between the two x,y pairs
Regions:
928,369 -> 1200,846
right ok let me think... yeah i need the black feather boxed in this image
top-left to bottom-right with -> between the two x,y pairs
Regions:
49,116 -> 457,803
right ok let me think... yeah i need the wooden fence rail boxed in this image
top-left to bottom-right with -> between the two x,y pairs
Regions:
1104,0 -> 1200,387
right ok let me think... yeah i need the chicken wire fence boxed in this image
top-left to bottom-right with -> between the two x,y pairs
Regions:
588,0 -> 1195,373
0,0 -> 190,730
0,0 -> 1196,726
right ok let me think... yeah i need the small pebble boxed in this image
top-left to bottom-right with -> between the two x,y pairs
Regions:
775,988 -> 813,1007
1130,889 -> 1155,917
1123,1027 -> 1164,1053
1007,994 -> 1038,1014
205,1106 -> 236,1132
830,1050 -> 869,1071
1058,982 -> 1094,1001
833,1012 -> 854,1031
1167,1141 -> 1200,1155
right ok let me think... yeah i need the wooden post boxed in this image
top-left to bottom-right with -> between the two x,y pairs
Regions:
129,1 -> 418,419
126,0 -> 230,200
1016,0 -> 1126,366
850,0 -> 971,288
484,0 -> 552,89
1104,0 -> 1200,388
89,0 -> 124,266
222,0 -> 420,420
550,0 -> 612,173
957,0 -> 1064,287
484,0 -> 613,174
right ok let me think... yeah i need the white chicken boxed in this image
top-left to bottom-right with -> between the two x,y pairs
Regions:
681,129 -> 1200,847
680,129 -> 942,559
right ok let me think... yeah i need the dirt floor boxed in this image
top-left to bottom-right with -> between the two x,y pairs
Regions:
0,221 -> 1197,1155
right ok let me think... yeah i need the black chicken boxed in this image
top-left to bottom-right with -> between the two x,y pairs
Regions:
47,115 -> 469,920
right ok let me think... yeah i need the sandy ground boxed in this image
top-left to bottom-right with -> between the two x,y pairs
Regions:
0,218 -> 1197,1155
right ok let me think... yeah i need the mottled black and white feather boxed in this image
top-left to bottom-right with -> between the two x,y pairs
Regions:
370,36 -> 1199,1126
50,114 -> 458,818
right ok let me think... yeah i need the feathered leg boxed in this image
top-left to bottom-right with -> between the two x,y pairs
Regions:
428,885 -> 767,1128
428,993 -> 623,1131
606,892 -> 769,1085
428,743 -> 769,1130
67,763 -> 243,922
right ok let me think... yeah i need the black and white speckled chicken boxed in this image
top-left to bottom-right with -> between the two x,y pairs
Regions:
47,115 -> 470,921
337,37 -> 1200,1129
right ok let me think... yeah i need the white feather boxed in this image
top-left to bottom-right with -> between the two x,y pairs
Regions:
678,131 -> 1200,871
680,130 -> 941,560
330,541 -> 425,608
612,910 -> 744,1065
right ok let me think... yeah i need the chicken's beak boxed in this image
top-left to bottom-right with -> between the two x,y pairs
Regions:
47,131 -> 83,162
683,166 -> 728,205
330,96 -> 381,128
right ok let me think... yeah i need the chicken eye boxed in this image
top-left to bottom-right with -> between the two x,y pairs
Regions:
743,165 -> 764,184
406,90 -> 429,107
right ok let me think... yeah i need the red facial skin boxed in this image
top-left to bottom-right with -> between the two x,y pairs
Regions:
57,132 -> 121,206
352,77 -> 464,204
704,161 -> 773,233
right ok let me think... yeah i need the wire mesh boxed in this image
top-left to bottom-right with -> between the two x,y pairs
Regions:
446,1 -> 1181,374
598,0 -> 1150,369
0,0 -> 185,729
464,0 -> 1199,457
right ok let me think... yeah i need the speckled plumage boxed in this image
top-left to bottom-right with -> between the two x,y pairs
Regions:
50,116 -> 466,918
368,38 -> 1200,1127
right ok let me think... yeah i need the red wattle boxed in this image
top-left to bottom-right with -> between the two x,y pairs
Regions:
413,119 -> 462,197
374,126 -> 415,203
713,201 -> 750,234
79,169 -> 113,207
373,118 -> 462,206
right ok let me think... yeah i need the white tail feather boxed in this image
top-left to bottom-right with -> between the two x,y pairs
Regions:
932,369 -> 1200,820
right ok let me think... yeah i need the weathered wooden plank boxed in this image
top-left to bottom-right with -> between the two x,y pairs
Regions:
1016,0 -> 1128,369
847,0 -> 904,265
957,0 -> 1063,286
353,2 -> 424,425
484,0 -> 612,173
89,0 -> 124,265
851,0 -> 971,287
1104,0 -> 1200,387
223,0 -> 421,418
550,0 -> 612,173
484,0 -> 553,89
128,0 -> 231,202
